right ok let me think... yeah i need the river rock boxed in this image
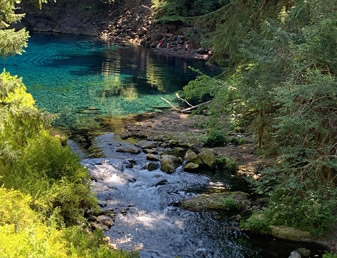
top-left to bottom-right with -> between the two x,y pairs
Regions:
116,144 -> 140,154
92,222 -> 109,231
146,153 -> 159,161
183,162 -> 199,171
146,162 -> 158,171
160,155 -> 180,173
137,140 -> 157,149
144,148 -> 158,154
97,215 -> 114,227
165,147 -> 185,157
184,150 -> 202,165
296,248 -> 311,257
120,131 -> 131,139
270,226 -> 311,241
288,251 -> 301,258
180,191 -> 251,213
198,149 -> 216,168
154,179 -> 168,186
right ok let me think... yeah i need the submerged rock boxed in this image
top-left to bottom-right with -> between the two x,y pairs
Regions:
270,226 -> 311,242
180,191 -> 251,213
116,144 -> 141,154
145,162 -> 158,171
160,154 -> 181,173
154,179 -> 168,186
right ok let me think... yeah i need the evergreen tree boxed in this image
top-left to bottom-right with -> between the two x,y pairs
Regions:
182,0 -> 337,235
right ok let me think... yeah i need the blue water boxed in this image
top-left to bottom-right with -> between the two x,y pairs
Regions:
0,33 -> 217,129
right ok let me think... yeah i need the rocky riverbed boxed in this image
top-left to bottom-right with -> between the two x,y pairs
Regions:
64,111 -> 331,257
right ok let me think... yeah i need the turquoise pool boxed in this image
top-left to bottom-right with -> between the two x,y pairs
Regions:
0,33 -> 217,130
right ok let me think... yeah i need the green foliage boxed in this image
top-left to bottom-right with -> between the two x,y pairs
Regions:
203,130 -> 226,147
153,0 -> 229,22
265,186 -> 336,236
38,181 -> 98,227
217,156 -> 238,172
182,0 -> 337,235
323,253 -> 337,258
241,212 -> 271,233
0,188 -> 136,258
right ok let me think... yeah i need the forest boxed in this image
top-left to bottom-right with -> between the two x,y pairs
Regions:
0,0 -> 336,257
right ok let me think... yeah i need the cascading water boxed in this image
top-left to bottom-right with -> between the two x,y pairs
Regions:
71,134 -> 325,258
80,134 -> 259,258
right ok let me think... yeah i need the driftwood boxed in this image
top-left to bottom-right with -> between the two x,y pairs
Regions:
160,97 -> 212,113
176,93 -> 193,107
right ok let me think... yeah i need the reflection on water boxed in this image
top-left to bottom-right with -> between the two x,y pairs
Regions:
0,33 -> 218,129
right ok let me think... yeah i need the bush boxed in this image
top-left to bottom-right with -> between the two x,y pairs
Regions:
38,181 -> 98,227
323,253 -> 337,258
241,212 -> 271,233
203,130 -> 226,147
266,187 -> 337,236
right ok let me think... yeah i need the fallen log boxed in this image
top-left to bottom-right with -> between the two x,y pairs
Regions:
160,97 -> 211,113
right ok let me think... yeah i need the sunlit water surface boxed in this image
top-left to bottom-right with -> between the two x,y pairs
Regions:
0,33 -> 217,129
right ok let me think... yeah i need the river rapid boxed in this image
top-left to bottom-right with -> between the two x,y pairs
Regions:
69,134 -> 325,258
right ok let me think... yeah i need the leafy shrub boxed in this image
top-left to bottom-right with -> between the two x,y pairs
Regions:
0,188 -> 37,230
62,227 -> 138,258
241,212 -> 271,233
323,253 -> 337,258
38,181 -> 98,227
265,187 -> 337,236
0,188 -> 136,258
228,136 -> 248,145
203,130 -> 226,147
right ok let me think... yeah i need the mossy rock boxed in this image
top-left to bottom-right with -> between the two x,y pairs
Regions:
180,191 -> 251,213
269,226 -> 311,242
184,150 -> 202,165
183,162 -> 199,171
160,155 -> 181,173
198,149 -> 216,168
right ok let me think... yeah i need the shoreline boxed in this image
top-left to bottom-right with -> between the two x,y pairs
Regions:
27,29 -> 211,61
